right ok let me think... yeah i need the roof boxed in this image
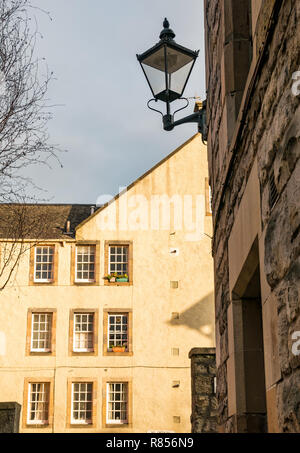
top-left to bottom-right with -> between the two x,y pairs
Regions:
0,204 -> 98,240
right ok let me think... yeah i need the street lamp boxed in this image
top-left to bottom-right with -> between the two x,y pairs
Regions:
137,18 -> 207,141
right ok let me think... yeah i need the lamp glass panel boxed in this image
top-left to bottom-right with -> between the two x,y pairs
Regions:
169,59 -> 194,95
165,46 -> 194,74
141,46 -> 166,72
141,63 -> 166,97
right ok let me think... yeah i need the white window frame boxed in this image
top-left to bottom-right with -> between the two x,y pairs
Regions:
71,382 -> 93,425
106,382 -> 128,424
108,245 -> 129,276
31,313 -> 52,352
27,382 -> 50,425
73,313 -> 94,352
107,313 -> 128,351
75,245 -> 96,283
34,246 -> 54,283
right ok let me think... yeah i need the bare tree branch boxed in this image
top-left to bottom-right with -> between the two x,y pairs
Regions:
0,0 -> 61,200
0,0 -> 62,288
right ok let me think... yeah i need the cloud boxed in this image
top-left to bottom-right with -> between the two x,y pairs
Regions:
25,0 -> 205,203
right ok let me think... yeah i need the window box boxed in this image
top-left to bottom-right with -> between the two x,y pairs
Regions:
104,275 -> 129,283
112,346 -> 126,353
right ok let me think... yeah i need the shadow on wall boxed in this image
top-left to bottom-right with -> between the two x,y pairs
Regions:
167,292 -> 214,339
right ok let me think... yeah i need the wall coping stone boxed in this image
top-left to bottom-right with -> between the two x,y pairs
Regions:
189,347 -> 216,358
0,402 -> 21,410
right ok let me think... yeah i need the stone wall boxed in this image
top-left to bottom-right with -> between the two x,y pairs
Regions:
0,402 -> 21,433
189,348 -> 217,433
204,0 -> 300,432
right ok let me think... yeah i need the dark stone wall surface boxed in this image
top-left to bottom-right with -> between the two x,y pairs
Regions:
204,0 -> 300,432
189,348 -> 217,433
0,402 -> 21,433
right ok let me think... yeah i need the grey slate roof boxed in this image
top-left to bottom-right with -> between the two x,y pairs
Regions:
0,204 -> 98,239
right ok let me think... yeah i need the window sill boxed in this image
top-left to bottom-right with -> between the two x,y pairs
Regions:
73,280 -> 97,285
31,281 -> 55,286
25,422 -> 50,429
68,423 -> 95,429
105,423 -> 130,429
104,281 -> 132,286
104,351 -> 133,357
73,281 -> 98,286
70,351 -> 97,357
29,351 -> 54,356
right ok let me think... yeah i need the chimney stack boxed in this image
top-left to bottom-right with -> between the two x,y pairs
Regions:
66,220 -> 71,233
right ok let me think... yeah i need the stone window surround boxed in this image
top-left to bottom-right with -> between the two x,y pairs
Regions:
29,244 -> 58,286
25,308 -> 57,356
68,309 -> 99,357
103,309 -> 133,357
104,241 -> 133,286
22,377 -> 54,429
66,378 -> 98,429
101,377 -> 132,429
70,241 -> 100,286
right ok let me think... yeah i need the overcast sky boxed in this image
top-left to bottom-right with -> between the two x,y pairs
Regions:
27,0 -> 205,204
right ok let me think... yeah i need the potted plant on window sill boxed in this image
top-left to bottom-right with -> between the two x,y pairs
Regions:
104,273 -> 118,283
110,343 -> 127,353
104,273 -> 129,283
116,274 -> 129,283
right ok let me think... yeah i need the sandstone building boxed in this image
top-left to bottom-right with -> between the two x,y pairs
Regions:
0,134 -> 215,432
204,0 -> 300,432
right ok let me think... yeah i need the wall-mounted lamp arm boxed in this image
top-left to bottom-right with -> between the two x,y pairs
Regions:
162,100 -> 208,143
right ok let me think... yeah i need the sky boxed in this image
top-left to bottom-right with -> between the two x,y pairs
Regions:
26,0 -> 206,204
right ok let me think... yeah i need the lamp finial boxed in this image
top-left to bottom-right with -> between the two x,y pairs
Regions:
163,18 -> 169,29
160,18 -> 175,41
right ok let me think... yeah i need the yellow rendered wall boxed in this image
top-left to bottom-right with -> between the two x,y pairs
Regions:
0,134 -> 215,432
